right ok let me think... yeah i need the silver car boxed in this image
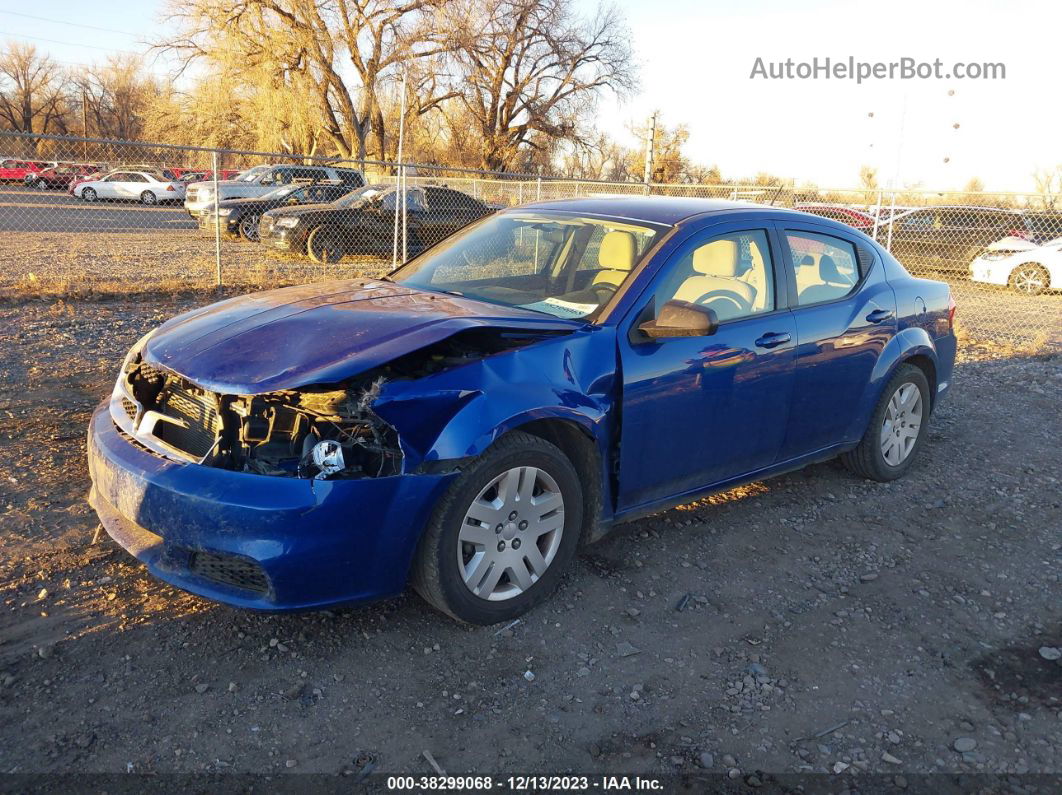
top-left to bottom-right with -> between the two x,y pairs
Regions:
184,164 -> 364,217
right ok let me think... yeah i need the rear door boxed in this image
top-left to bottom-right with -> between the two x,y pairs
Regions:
775,224 -> 897,460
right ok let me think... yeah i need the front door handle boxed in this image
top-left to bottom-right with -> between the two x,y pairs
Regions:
755,332 -> 792,349
866,309 -> 895,323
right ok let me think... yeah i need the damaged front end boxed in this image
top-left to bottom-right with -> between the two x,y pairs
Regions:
111,328 -> 560,481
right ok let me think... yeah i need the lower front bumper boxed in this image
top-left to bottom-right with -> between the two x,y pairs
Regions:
87,405 -> 456,610
259,228 -> 304,251
970,263 -> 1008,287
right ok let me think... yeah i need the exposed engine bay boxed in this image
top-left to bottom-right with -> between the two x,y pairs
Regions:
116,328 -> 560,480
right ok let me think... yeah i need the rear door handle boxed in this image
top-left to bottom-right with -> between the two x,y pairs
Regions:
755,332 -> 792,349
866,309 -> 895,323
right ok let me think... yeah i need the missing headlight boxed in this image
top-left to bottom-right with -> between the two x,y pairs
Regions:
227,376 -> 402,479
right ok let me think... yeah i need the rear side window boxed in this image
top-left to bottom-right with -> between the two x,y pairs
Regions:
786,231 -> 861,306
335,169 -> 364,186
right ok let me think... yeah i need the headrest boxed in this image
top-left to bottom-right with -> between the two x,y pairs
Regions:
598,230 -> 636,271
692,239 -> 739,276
818,254 -> 840,282
798,254 -> 815,267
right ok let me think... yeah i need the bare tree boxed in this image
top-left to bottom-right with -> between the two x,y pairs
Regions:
440,0 -> 636,170
1032,166 -> 1062,211
160,0 -> 452,160
0,41 -> 69,135
70,56 -> 157,141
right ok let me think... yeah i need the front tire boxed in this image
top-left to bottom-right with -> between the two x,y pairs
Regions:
842,364 -> 930,482
1009,263 -> 1049,296
411,431 -> 584,624
140,191 -> 157,206
307,225 -> 344,263
238,213 -> 261,242
81,188 -> 97,202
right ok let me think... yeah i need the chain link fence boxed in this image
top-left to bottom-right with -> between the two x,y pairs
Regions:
2,131 -> 1059,351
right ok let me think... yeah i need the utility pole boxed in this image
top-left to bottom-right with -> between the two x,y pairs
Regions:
642,111 -> 657,186
82,86 -> 89,160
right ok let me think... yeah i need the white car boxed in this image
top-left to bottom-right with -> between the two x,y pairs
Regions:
74,170 -> 186,205
970,236 -> 1062,295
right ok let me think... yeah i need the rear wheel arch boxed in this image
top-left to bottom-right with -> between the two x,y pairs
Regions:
902,353 -> 937,409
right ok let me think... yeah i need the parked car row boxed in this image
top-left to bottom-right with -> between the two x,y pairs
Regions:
797,203 -> 1062,295
194,173 -> 498,264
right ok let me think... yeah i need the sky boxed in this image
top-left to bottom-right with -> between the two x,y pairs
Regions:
2,0 -> 1059,192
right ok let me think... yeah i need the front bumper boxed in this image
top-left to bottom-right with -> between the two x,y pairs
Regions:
87,405 -> 455,610
259,225 -> 306,251
197,214 -> 240,235
970,261 -> 1008,286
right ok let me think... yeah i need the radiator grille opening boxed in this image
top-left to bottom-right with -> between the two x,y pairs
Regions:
155,384 -> 221,458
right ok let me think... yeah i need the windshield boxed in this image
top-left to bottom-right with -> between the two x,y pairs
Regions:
391,211 -> 666,320
334,184 -> 388,208
260,185 -> 301,200
235,165 -> 271,182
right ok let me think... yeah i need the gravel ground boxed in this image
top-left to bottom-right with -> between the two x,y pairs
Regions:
0,293 -> 1059,785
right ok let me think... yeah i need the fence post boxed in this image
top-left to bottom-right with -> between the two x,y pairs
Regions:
212,151 -> 222,289
885,189 -> 897,252
392,167 -> 400,269
401,164 -> 408,263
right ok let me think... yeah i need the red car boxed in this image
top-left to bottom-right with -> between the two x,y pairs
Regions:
795,204 -> 878,231
69,170 -> 107,195
27,163 -> 103,190
181,169 -> 241,182
0,158 -> 53,183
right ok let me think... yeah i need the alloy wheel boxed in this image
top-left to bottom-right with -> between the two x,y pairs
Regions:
457,466 -> 564,601
240,213 -> 261,242
880,382 -> 923,466
1012,265 -> 1047,295
140,191 -> 157,206
82,188 -> 96,202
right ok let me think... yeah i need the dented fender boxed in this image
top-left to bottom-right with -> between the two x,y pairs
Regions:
372,327 -> 619,471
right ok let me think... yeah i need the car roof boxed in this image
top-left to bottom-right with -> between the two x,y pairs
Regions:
517,196 -> 785,225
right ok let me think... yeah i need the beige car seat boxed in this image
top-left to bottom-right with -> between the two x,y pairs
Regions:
672,239 -> 757,320
591,230 -> 637,287
797,254 -> 853,304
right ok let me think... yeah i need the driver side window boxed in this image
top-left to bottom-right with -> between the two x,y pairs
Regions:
654,230 -> 775,323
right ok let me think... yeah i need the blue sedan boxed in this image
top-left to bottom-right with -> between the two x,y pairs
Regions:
87,197 -> 956,623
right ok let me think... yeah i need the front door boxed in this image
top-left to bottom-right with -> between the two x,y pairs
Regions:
616,224 -> 797,511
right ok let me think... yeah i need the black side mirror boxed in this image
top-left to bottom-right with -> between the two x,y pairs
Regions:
637,300 -> 718,340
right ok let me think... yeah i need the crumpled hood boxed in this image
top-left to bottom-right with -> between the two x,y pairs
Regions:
143,279 -> 580,394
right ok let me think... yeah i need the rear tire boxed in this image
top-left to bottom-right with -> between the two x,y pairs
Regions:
841,364 -> 930,482
140,191 -> 157,206
1009,263 -> 1049,296
307,225 -> 344,263
411,431 -> 584,625
82,188 -> 97,202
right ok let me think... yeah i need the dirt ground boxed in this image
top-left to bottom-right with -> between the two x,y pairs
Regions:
0,293 -> 1059,787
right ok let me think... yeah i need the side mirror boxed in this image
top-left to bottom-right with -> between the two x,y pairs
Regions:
637,300 -> 718,340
